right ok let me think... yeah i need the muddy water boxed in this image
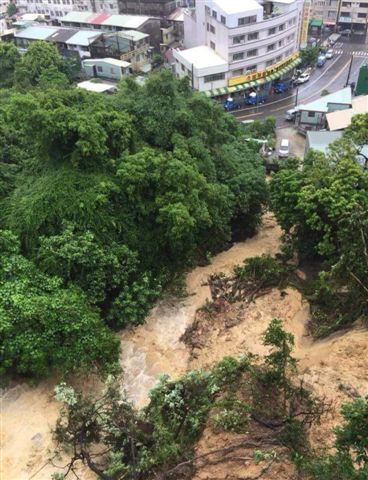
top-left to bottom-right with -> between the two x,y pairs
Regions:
120,213 -> 282,407
0,213 -> 281,479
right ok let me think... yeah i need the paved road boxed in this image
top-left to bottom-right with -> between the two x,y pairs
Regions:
232,37 -> 368,125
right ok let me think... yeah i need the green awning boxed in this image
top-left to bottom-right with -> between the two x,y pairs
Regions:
310,19 -> 322,27
203,57 -> 302,98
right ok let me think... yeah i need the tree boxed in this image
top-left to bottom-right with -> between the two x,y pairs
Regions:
0,230 -> 119,377
307,397 -> 368,479
0,42 -> 20,87
262,319 -> 297,411
300,46 -> 319,68
14,40 -> 62,86
6,2 -> 16,16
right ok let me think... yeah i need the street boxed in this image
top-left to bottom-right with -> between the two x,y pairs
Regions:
232,36 -> 368,125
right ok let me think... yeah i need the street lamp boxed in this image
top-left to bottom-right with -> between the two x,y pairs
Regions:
295,86 -> 299,106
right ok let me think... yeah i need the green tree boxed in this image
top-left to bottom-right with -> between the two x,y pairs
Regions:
15,40 -> 62,86
0,230 -> 119,377
307,397 -> 368,479
0,42 -> 20,87
6,2 -> 17,16
263,318 -> 297,410
300,46 -> 319,67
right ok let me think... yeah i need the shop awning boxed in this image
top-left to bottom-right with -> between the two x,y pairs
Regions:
204,57 -> 302,98
310,19 -> 323,28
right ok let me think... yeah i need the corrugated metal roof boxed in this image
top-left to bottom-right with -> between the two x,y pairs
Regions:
65,30 -> 102,46
62,11 -> 92,23
118,30 -> 149,41
298,87 -> 352,113
307,130 -> 343,152
47,28 -> 79,43
83,57 -> 131,68
102,14 -> 150,29
14,26 -> 59,40
62,11 -> 150,29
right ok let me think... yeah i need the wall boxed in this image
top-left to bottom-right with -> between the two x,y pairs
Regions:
83,60 -> 126,79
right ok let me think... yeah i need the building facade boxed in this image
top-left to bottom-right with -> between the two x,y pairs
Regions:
118,0 -> 177,17
310,0 -> 368,31
174,0 -> 304,95
16,0 -> 119,21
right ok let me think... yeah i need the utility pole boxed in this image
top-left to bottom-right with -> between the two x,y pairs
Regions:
295,86 -> 299,107
345,54 -> 354,87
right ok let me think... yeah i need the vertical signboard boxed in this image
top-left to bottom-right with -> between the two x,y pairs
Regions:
300,1 -> 311,48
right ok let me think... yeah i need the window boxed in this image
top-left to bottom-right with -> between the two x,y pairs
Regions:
220,15 -> 226,24
342,1 -> 351,6
266,59 -> 274,67
276,55 -> 282,62
245,64 -> 257,72
205,5 -> 210,14
212,9 -> 217,19
233,35 -> 245,44
307,111 -> 316,117
233,52 -> 244,61
181,63 -> 185,71
247,49 -> 257,57
206,22 -> 210,31
267,43 -> 276,51
210,41 -> 215,50
268,27 -> 276,35
97,66 -> 103,72
358,12 -> 367,17
279,23 -> 285,31
204,72 -> 225,83
210,24 -> 216,33
232,68 -> 243,77
278,40 -> 283,46
248,32 -> 259,40
238,15 -> 256,26
359,2 -> 368,6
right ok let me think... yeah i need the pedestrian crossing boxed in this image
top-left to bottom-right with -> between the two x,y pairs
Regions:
334,49 -> 368,57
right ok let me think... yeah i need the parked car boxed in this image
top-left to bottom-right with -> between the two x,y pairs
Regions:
317,55 -> 326,67
278,139 -> 289,158
326,49 -> 334,59
285,108 -> 298,121
340,28 -> 352,36
294,72 -> 310,85
274,80 -> 292,93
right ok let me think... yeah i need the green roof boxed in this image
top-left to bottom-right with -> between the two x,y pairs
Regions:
310,19 -> 322,27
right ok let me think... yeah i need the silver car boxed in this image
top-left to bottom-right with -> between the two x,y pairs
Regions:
326,49 -> 334,59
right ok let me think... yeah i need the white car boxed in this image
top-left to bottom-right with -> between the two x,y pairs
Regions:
278,139 -> 290,158
326,49 -> 334,59
294,72 -> 310,85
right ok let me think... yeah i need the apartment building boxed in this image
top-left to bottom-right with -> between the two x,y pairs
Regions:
310,0 -> 368,30
339,0 -> 368,31
118,0 -> 177,17
174,0 -> 303,95
16,0 -> 118,21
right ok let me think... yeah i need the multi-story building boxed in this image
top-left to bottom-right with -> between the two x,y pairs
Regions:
173,0 -> 304,96
310,0 -> 368,31
118,0 -> 177,17
16,0 -> 119,21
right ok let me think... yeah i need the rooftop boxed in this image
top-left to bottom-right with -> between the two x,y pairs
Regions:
65,30 -> 103,46
327,94 -> 368,130
118,30 -> 149,41
306,130 -> 343,153
14,26 -> 58,40
83,57 -> 131,68
212,0 -> 261,15
47,28 -> 79,43
298,87 -> 352,113
176,45 -> 227,70
77,80 -> 117,93
62,11 -> 150,29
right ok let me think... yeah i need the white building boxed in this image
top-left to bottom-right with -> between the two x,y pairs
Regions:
16,0 -> 119,21
174,0 -> 304,96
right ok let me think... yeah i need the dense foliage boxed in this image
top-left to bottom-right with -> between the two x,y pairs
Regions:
0,43 -> 267,377
270,119 -> 368,335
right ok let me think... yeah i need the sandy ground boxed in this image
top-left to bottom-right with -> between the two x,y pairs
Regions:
2,213 -> 368,480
